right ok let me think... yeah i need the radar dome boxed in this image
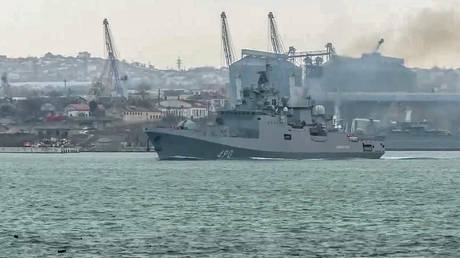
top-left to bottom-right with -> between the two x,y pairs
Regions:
312,105 -> 326,116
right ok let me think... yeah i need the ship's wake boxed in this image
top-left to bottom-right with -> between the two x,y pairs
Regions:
249,157 -> 298,161
382,156 -> 451,160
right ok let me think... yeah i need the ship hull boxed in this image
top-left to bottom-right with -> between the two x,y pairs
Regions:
385,134 -> 460,151
146,130 -> 384,160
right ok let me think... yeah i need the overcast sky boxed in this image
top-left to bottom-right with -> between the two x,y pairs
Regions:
0,0 -> 458,68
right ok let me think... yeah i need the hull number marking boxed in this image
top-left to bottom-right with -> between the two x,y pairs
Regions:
217,149 -> 234,159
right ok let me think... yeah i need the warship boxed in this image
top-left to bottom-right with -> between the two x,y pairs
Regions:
385,121 -> 460,151
145,54 -> 385,160
351,118 -> 460,151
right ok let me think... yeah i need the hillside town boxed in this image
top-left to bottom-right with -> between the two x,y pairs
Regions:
0,50 -> 229,151
1,12 -> 460,153
2,48 -> 460,152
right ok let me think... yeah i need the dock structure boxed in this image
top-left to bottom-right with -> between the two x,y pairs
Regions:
0,147 -> 80,153
313,92 -> 460,103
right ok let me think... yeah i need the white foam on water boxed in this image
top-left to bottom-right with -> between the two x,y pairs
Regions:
249,157 -> 295,161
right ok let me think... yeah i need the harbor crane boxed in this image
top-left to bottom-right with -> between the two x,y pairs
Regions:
374,38 -> 384,53
266,12 -> 335,66
1,72 -> 12,100
93,18 -> 125,98
221,12 -> 236,67
177,57 -> 182,70
268,12 -> 285,54
286,43 -> 336,66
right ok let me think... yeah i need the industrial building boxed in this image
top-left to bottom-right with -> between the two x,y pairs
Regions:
228,50 -> 302,106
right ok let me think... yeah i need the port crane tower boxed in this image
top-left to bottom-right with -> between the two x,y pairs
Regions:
221,12 -> 236,67
268,12 -> 285,54
1,72 -> 12,100
267,12 -> 336,66
93,18 -> 125,98
288,43 -> 336,63
374,38 -> 385,53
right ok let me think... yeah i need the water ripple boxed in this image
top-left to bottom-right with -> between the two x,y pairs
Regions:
0,152 -> 459,256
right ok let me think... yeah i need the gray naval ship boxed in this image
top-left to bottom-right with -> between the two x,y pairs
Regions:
145,69 -> 385,160
351,117 -> 460,151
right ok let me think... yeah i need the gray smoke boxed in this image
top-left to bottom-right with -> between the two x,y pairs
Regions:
343,8 -> 460,68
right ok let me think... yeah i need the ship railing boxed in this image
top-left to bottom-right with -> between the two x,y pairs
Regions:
358,135 -> 385,141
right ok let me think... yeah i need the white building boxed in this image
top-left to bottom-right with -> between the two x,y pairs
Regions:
65,104 -> 90,118
159,99 -> 208,119
122,107 -> 162,123
207,99 -> 227,112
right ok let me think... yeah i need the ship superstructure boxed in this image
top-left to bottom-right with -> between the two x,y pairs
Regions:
145,50 -> 384,160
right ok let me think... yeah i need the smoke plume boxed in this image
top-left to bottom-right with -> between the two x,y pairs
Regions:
343,8 -> 460,68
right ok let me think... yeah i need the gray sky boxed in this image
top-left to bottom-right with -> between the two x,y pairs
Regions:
1,0 -> 458,68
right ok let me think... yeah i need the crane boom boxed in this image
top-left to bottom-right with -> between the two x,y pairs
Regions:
221,12 -> 235,67
374,38 -> 384,53
268,12 -> 284,54
99,18 -> 123,97
1,72 -> 12,99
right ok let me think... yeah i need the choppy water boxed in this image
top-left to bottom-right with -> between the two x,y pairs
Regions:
1,152 -> 459,257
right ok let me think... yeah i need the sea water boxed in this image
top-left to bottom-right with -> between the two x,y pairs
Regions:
1,152 -> 459,256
